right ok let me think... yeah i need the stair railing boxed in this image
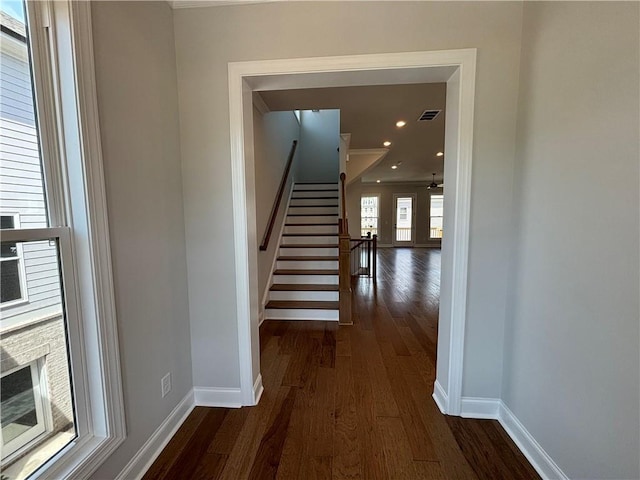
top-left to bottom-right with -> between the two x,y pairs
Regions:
260,140 -> 298,251
338,172 -> 353,325
350,234 -> 377,281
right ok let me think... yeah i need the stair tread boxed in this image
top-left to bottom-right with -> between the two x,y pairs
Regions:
265,300 -> 339,310
280,244 -> 338,248
282,233 -> 338,236
285,223 -> 338,226
291,196 -> 339,200
286,213 -> 338,217
274,269 -> 338,275
277,256 -> 338,261
270,283 -> 339,291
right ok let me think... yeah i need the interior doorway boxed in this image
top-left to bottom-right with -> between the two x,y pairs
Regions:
393,194 -> 416,246
228,49 -> 476,416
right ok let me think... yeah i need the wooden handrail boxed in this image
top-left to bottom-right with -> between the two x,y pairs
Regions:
339,172 -> 348,235
260,140 -> 298,251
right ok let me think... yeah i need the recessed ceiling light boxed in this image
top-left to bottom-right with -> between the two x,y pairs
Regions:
376,179 -> 381,183
436,151 -> 444,157
391,165 -> 398,169
383,141 -> 391,147
396,120 -> 406,128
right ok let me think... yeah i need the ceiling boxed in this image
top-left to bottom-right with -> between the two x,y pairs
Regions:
259,83 -> 446,184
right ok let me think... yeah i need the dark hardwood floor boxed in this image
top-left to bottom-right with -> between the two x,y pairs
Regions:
143,248 -> 540,480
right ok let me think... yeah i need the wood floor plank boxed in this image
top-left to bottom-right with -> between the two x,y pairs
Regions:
376,339 -> 437,462
145,248 -> 540,480
332,355 -> 362,480
161,408 -> 227,480
190,453 -> 228,480
142,406 -> 209,480
248,387 -> 297,480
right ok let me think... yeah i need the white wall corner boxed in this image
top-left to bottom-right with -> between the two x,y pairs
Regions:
253,373 -> 264,405
460,396 -> 500,419
194,386 -> 243,408
258,309 -> 265,326
498,402 -> 570,480
432,380 -> 448,413
115,389 -> 195,480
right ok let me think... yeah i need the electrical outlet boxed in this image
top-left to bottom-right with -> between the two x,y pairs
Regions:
161,372 -> 171,398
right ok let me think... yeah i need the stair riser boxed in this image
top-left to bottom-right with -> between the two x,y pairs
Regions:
279,247 -> 338,256
273,274 -> 338,285
264,308 -> 339,321
289,198 -> 338,206
291,190 -> 338,198
269,290 -> 339,302
288,207 -> 339,215
286,215 -> 339,224
277,260 -> 339,270
293,184 -> 338,191
284,224 -> 338,234
282,236 -> 338,245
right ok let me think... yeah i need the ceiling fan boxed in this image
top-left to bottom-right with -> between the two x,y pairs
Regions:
428,172 -> 444,189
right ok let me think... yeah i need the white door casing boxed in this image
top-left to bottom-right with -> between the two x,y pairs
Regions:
228,49 -> 476,415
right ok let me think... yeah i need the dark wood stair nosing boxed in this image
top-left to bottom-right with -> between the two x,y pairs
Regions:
277,256 -> 338,261
285,223 -> 338,226
273,269 -> 339,275
265,300 -> 339,310
282,233 -> 338,237
279,244 -> 338,248
286,213 -> 339,217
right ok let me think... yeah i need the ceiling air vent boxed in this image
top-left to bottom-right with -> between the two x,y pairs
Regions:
418,109 -> 441,121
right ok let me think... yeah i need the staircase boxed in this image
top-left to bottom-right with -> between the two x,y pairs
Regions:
264,183 -> 340,321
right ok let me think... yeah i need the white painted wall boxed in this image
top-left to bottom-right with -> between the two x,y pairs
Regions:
504,3 -> 639,479
173,1 -> 524,398
89,2 -> 192,478
253,108 -> 300,304
296,109 -> 339,183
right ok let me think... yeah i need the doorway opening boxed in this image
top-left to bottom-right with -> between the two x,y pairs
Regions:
228,49 -> 476,415
393,194 -> 416,246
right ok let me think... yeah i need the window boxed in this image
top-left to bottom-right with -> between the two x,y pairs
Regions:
1,361 -> 47,459
0,1 -> 124,478
430,194 -> 444,239
1,215 -> 27,305
361,195 -> 379,237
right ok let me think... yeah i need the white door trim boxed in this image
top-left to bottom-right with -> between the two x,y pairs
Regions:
228,49 -> 476,414
392,193 -> 417,246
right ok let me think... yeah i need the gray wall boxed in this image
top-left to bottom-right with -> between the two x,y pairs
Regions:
253,108 -> 300,304
90,2 -> 192,478
296,109 -> 339,183
504,2 -> 639,479
347,182 -> 442,247
174,0 -> 524,398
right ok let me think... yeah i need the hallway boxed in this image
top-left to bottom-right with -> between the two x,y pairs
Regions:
144,248 -> 539,480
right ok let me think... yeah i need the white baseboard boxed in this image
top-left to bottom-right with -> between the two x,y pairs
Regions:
115,389 -> 195,480
253,374 -> 264,405
193,386 -> 243,408
460,396 -> 501,419
498,402 -> 569,480
459,396 -> 569,480
432,380 -> 448,413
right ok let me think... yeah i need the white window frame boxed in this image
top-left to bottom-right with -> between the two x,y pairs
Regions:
0,358 -> 50,462
0,213 -> 29,308
0,2 -> 125,479
360,194 -> 380,238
